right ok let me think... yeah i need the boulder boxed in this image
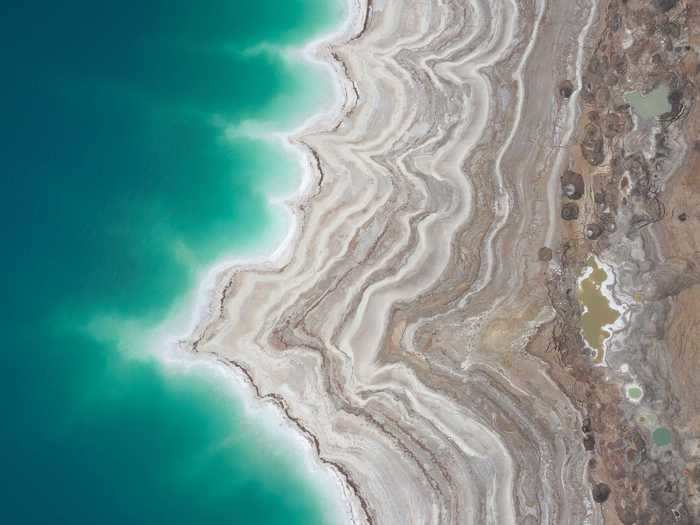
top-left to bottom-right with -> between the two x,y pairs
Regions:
559,80 -> 575,99
561,203 -> 579,221
654,0 -> 678,13
538,247 -> 553,262
585,224 -> 603,240
581,123 -> 605,166
592,483 -> 611,503
561,170 -> 584,200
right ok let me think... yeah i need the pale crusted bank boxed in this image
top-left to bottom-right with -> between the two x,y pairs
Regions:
186,1 -> 604,523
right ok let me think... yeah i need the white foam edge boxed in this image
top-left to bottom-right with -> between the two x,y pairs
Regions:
134,1 -> 366,523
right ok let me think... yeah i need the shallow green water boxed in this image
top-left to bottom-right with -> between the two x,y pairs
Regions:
0,2 -> 342,524
652,427 -> 672,447
624,85 -> 671,120
627,387 -> 643,400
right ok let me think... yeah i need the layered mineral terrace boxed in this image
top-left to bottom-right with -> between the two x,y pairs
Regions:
187,0 -> 700,523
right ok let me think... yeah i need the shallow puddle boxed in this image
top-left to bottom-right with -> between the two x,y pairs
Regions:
627,386 -> 643,401
652,427 -> 672,447
624,85 -> 671,120
579,256 -> 620,364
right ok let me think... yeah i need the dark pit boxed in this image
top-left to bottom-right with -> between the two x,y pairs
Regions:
592,483 -> 611,503
582,417 -> 592,433
538,247 -> 553,262
561,203 -> 579,221
585,224 -> 603,240
559,80 -> 575,99
584,434 -> 596,451
561,170 -> 584,200
654,0 -> 678,13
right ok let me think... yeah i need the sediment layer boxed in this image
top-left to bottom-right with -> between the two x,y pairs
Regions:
184,0 -> 622,523
543,1 -> 700,523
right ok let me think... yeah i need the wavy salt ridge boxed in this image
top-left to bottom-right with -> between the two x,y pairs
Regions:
188,0 -> 603,523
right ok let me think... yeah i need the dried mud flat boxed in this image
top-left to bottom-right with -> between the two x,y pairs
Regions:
187,0 -> 700,523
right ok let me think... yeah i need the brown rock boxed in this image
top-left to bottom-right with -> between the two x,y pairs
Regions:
561,203 -> 579,221
605,72 -> 619,87
589,55 -> 603,75
561,170 -> 585,199
613,55 -> 627,76
538,247 -> 553,262
581,123 -> 605,166
581,77 -> 596,103
582,417 -> 592,433
661,21 -> 681,38
603,112 -> 626,138
610,13 -> 621,32
585,224 -> 604,240
559,80 -> 575,98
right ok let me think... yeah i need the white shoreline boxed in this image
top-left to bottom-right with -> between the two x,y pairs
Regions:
153,0 -> 362,350
139,1 -> 366,523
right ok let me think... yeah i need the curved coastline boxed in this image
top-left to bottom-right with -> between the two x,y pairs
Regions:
0,1 -> 363,523
146,1 -> 368,524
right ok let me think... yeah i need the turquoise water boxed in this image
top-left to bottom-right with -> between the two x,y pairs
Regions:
0,2 -> 342,524
624,85 -> 672,120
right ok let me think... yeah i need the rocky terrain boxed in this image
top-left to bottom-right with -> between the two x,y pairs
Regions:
541,0 -> 700,523
183,0 -> 700,523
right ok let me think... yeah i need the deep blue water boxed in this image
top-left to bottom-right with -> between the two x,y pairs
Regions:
0,2 -> 341,523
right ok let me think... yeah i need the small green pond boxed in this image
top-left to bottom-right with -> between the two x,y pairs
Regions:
624,85 -> 671,120
652,427 -> 672,447
579,257 -> 620,363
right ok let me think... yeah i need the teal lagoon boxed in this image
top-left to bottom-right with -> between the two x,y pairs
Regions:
0,1 -> 344,524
